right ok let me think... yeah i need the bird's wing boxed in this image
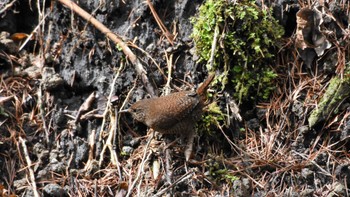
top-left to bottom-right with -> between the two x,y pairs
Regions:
146,91 -> 199,130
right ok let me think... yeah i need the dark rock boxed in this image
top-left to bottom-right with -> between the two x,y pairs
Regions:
74,138 -> 89,167
301,168 -> 314,185
335,164 -> 350,187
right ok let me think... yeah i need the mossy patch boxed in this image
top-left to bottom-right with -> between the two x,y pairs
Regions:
191,0 -> 284,103
308,64 -> 350,128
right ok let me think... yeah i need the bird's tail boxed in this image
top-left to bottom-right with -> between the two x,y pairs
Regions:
196,73 -> 215,96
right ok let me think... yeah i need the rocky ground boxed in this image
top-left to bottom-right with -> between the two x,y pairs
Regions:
1,0 -> 350,196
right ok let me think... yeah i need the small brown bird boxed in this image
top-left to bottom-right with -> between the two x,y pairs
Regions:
121,73 -> 215,160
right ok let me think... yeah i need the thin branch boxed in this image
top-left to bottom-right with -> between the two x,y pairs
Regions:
0,0 -> 18,15
57,0 -> 155,96
19,12 -> 50,51
18,137 -> 40,197
153,170 -> 194,197
146,0 -> 175,45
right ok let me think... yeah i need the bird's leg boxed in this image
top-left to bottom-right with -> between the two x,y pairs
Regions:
184,130 -> 196,161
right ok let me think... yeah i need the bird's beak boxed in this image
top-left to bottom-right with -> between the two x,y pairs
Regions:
118,109 -> 129,113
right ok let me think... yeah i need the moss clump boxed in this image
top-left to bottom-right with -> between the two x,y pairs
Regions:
192,0 -> 284,103
198,101 -> 226,135
308,73 -> 350,128
206,156 -> 239,184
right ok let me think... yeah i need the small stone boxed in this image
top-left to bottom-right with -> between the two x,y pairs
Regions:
122,146 -> 134,156
300,188 -> 314,197
301,168 -> 313,179
333,182 -> 345,196
43,183 -> 68,197
129,138 -> 141,147
233,178 -> 251,197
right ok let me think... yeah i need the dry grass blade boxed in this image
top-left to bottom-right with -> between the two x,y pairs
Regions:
126,131 -> 154,197
98,63 -> 124,167
0,96 -> 13,104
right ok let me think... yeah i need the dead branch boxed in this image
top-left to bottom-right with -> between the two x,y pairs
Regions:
57,0 -> 155,96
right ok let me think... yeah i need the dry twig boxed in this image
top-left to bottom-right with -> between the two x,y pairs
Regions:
18,137 -> 40,197
57,0 -> 155,96
153,170 -> 194,197
146,0 -> 175,45
98,64 -> 125,167
126,132 -> 155,197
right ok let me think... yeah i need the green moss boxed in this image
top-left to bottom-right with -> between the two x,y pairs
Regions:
198,101 -> 226,135
206,157 -> 239,184
308,72 -> 350,128
0,106 -> 9,117
191,0 -> 284,103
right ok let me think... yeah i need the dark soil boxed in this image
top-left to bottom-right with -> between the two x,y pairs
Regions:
1,0 -> 350,196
